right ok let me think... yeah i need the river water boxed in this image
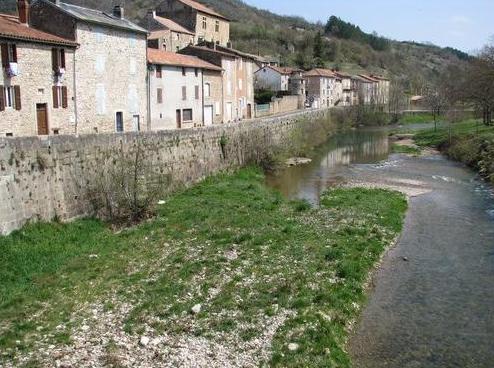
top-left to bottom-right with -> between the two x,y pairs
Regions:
265,127 -> 494,367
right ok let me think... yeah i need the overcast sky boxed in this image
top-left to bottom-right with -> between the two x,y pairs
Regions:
244,0 -> 492,53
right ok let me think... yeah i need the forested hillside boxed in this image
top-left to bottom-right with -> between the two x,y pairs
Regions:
0,0 -> 470,93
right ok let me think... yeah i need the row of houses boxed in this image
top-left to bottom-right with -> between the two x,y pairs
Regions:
255,66 -> 390,109
0,0 -> 390,138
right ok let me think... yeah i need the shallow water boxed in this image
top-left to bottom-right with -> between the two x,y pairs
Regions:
266,127 -> 494,367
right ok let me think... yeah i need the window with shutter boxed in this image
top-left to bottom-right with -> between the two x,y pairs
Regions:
61,86 -> 68,108
0,86 -> 4,111
183,109 -> 192,121
14,86 -> 21,110
157,88 -> 163,104
52,86 -> 59,108
1,44 -> 8,68
182,86 -> 186,100
60,49 -> 66,69
156,65 -> 162,78
52,48 -> 58,72
195,85 -> 199,100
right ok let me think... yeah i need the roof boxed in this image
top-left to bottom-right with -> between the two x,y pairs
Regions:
176,0 -> 229,21
147,48 -> 222,71
358,74 -> 380,83
370,74 -> 390,81
152,16 -> 194,35
185,44 -> 257,61
38,0 -> 147,34
268,66 -> 302,75
353,75 -> 373,83
0,13 -> 77,47
304,68 -> 337,78
334,71 -> 352,78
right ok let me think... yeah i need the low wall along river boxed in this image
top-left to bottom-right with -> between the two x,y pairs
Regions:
0,109 -> 330,235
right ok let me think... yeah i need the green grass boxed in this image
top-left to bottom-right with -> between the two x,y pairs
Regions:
391,143 -> 421,155
398,113 -> 441,125
415,119 -> 494,183
0,168 -> 408,367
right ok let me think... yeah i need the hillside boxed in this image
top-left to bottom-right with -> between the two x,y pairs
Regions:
0,0 -> 469,93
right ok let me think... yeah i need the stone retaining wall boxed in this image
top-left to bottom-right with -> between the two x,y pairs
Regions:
0,108 -> 330,234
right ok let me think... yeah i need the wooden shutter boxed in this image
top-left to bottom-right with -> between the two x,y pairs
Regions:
156,65 -> 162,78
60,49 -> 66,69
195,85 -> 199,100
14,86 -> 21,110
0,86 -> 5,111
12,44 -> 17,63
61,86 -> 68,108
1,44 -> 8,68
51,48 -> 58,72
157,88 -> 163,104
182,86 -> 186,100
53,86 -> 59,108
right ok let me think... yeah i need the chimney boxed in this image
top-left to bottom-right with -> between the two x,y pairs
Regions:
113,5 -> 124,19
17,0 -> 29,25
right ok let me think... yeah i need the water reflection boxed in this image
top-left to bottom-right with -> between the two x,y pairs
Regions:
266,129 -> 389,204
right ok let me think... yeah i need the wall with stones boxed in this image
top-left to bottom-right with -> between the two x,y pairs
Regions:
0,108 -> 330,235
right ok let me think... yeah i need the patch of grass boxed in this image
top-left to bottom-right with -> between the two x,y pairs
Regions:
391,143 -> 421,155
415,119 -> 494,183
0,168 -> 408,367
399,113 -> 441,125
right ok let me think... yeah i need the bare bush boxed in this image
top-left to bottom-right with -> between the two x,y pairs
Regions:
85,140 -> 170,225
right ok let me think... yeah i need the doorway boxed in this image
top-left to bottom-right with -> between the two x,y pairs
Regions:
132,115 -> 140,132
176,109 -> 182,129
204,105 -> 213,126
36,104 -> 48,135
247,103 -> 252,119
115,112 -> 124,132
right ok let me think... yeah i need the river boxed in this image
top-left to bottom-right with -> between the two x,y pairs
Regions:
265,126 -> 494,367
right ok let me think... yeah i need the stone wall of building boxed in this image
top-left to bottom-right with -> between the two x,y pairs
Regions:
0,108 -> 330,234
0,42 -> 76,137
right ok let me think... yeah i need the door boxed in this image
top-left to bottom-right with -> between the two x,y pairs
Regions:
132,115 -> 140,132
204,105 -> 213,126
115,112 -> 124,132
36,104 -> 48,135
176,109 -> 182,129
247,104 -> 252,119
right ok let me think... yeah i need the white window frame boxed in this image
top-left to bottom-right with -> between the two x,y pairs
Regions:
202,16 -> 207,30
204,82 -> 211,97
4,86 -> 15,109
55,85 -> 63,107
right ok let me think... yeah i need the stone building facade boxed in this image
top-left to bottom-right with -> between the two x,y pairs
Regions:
0,5 -> 77,137
155,0 -> 230,47
145,11 -> 195,53
180,44 -> 255,122
147,48 -> 222,130
305,68 -> 343,109
30,0 -> 148,134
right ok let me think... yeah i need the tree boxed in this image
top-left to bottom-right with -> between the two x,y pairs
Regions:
423,85 -> 447,131
313,32 -> 324,67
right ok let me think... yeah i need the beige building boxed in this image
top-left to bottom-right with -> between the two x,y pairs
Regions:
369,74 -> 390,105
334,72 -> 359,106
180,43 -> 256,122
304,68 -> 343,109
30,0 -> 148,134
155,0 -> 230,47
146,11 -> 195,52
0,2 -> 78,137
147,48 -> 222,130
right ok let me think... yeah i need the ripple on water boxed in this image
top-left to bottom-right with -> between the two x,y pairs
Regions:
486,209 -> 494,219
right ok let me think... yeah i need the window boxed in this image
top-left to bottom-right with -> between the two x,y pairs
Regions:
1,43 -> 17,69
215,101 -> 220,115
182,67 -> 186,76
204,83 -> 211,97
53,86 -> 62,108
215,20 -> 220,32
0,85 -> 21,111
195,85 -> 199,100
238,78 -> 242,90
202,16 -> 207,30
52,48 -> 66,72
182,86 -> 187,100
157,88 -> 163,104
194,68 -> 198,77
115,112 -> 124,132
226,80 -> 232,95
156,65 -> 162,78
4,86 -> 15,108
183,108 -> 192,121
162,40 -> 167,51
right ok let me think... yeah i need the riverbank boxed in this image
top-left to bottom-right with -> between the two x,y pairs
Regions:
414,119 -> 494,184
0,167 -> 407,368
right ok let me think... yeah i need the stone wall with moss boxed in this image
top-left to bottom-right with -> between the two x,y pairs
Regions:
0,109 -> 333,234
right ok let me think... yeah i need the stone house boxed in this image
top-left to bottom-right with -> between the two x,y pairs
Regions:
369,74 -> 390,105
0,1 -> 78,137
145,11 -> 195,52
180,43 -> 255,122
354,76 -> 375,105
304,68 -> 343,109
155,0 -> 230,47
254,66 -> 304,94
334,71 -> 358,106
147,48 -> 222,130
29,0 -> 148,134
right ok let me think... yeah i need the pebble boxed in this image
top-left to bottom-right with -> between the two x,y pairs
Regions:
191,304 -> 202,314
402,256 -> 409,262
140,336 -> 150,347
288,343 -> 299,351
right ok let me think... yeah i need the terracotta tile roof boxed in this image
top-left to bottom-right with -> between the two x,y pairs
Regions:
147,48 -> 222,71
184,44 -> 256,62
369,74 -> 390,81
358,74 -> 380,83
268,66 -> 302,75
0,13 -> 77,47
177,0 -> 229,20
153,16 -> 194,35
334,71 -> 352,78
304,68 -> 337,78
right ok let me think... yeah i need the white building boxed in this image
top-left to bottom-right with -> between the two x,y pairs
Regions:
304,68 -> 343,109
147,48 -> 223,130
254,66 -> 302,92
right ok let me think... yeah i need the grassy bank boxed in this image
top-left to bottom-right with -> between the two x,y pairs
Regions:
398,113 -> 440,125
415,120 -> 494,183
1,168 -> 407,367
